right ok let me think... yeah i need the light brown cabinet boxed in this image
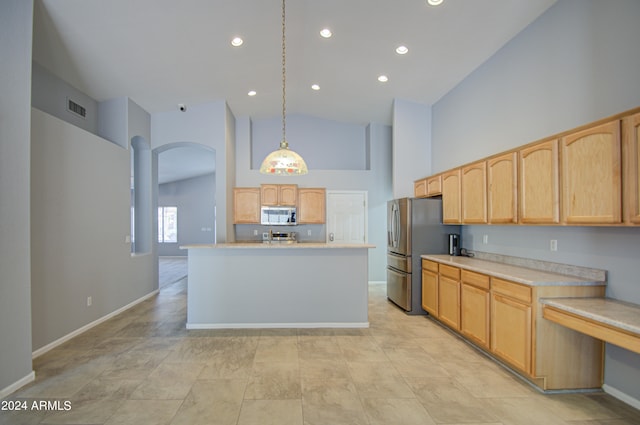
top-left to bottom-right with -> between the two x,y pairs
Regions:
460,270 -> 490,349
414,179 -> 428,198
561,120 -> 622,224
461,161 -> 487,224
261,184 -> 297,206
624,112 -> 640,224
427,175 -> 442,197
488,152 -> 518,223
297,188 -> 326,224
442,169 -> 461,224
519,139 -> 560,224
421,259 -> 439,317
233,187 -> 261,224
438,264 -> 460,330
490,278 -> 533,374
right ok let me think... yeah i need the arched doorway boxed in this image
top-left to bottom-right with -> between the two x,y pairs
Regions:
154,142 -> 216,287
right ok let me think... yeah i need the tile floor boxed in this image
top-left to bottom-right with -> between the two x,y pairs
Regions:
3,280 -> 640,425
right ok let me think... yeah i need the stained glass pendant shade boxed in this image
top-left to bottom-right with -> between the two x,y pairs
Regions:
259,0 -> 308,175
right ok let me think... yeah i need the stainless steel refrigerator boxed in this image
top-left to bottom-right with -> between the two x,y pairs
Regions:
387,197 -> 460,314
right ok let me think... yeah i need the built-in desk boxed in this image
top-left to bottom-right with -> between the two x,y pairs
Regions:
541,298 -> 640,354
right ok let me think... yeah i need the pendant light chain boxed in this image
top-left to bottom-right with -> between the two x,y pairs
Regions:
281,0 -> 287,146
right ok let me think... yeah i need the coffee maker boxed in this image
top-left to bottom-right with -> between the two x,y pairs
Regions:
448,233 -> 460,256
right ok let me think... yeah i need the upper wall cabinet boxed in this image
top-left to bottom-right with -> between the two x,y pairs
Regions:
415,175 -> 442,198
561,120 -> 621,224
298,188 -> 326,224
414,178 -> 428,198
233,188 -> 261,224
488,152 -> 518,224
519,140 -> 560,224
261,184 -> 297,206
624,112 -> 640,224
461,161 -> 487,224
442,169 -> 461,224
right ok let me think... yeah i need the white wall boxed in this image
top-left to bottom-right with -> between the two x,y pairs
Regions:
0,0 -> 35,396
235,116 -> 392,282
30,108 -> 157,351
432,0 -> 640,405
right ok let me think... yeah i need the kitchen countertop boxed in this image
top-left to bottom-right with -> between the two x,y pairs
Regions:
181,242 -> 375,249
541,297 -> 640,336
421,254 -> 605,287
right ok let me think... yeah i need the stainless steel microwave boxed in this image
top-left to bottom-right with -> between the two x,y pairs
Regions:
260,207 -> 297,226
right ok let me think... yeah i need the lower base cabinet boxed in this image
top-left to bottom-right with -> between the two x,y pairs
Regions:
421,261 -> 439,316
422,259 -> 606,391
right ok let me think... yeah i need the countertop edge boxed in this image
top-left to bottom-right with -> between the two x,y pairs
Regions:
181,243 -> 376,249
421,254 -> 605,287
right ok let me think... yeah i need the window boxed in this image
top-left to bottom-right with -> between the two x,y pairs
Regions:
158,206 -> 178,243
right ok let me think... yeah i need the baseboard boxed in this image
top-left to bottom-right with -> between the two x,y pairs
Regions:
603,384 -> 640,410
32,289 -> 160,359
186,322 -> 370,329
0,371 -> 35,399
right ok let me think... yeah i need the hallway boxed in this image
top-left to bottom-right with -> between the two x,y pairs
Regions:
3,281 -> 640,424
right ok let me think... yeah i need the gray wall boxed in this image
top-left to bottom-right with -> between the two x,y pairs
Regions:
30,108 -> 157,351
432,0 -> 640,405
236,116 -> 392,282
0,0 -> 35,396
158,173 -> 216,257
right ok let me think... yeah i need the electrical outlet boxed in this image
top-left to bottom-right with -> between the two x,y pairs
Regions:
550,240 -> 558,251
253,229 -> 258,236
482,234 -> 488,244
307,229 -> 312,236
87,296 -> 92,307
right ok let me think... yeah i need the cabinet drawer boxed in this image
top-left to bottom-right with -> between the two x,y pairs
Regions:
439,264 -> 460,280
461,270 -> 490,290
422,259 -> 438,273
491,278 -> 532,304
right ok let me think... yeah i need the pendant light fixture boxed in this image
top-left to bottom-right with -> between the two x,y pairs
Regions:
259,0 -> 308,175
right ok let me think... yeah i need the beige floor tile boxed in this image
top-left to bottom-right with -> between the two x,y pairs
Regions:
73,377 -> 142,401
361,398 -> 437,425
244,362 -> 301,400
483,396 -> 571,425
104,399 -> 182,425
347,360 -> 402,381
336,335 -> 389,362
297,335 -> 343,361
540,392 -> 636,422
198,350 -> 255,380
353,376 -> 415,399
254,336 -> 299,363
170,379 -> 246,425
299,358 -> 351,380
301,379 -> 368,425
40,399 -> 123,424
237,399 -> 303,425
98,351 -> 168,380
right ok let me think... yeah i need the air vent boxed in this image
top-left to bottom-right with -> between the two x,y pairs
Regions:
66,98 -> 86,119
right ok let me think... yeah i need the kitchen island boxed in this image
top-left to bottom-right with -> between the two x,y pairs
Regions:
182,243 -> 375,329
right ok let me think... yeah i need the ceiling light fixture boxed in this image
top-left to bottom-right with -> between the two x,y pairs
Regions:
311,84 -> 320,91
248,90 -> 257,96
427,0 -> 444,6
396,45 -> 409,55
260,0 -> 308,176
320,28 -> 332,38
378,75 -> 389,83
231,37 -> 244,47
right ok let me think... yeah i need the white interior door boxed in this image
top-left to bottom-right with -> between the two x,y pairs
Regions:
326,191 -> 367,244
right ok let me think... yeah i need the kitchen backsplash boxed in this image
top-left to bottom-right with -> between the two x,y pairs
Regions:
234,224 -> 327,243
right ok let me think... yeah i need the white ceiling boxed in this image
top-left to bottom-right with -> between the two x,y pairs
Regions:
33,0 -> 557,126
32,0 -> 556,183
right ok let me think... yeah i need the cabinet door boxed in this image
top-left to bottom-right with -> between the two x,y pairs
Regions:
260,184 -> 279,206
421,268 -> 438,317
561,120 -> 621,224
461,283 -> 490,348
491,293 -> 532,374
624,112 -> 640,224
488,152 -> 518,224
438,275 -> 460,330
278,184 -> 298,206
414,179 -> 428,198
233,188 -> 261,223
427,175 -> 442,196
519,140 -> 560,224
298,188 -> 326,224
461,161 -> 487,224
442,169 -> 461,224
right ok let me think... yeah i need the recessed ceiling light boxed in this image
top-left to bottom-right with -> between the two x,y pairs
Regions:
320,28 -> 332,38
311,84 -> 320,91
248,90 -> 257,96
231,37 -> 244,47
396,45 -> 409,55
377,75 -> 389,83
427,0 -> 443,6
